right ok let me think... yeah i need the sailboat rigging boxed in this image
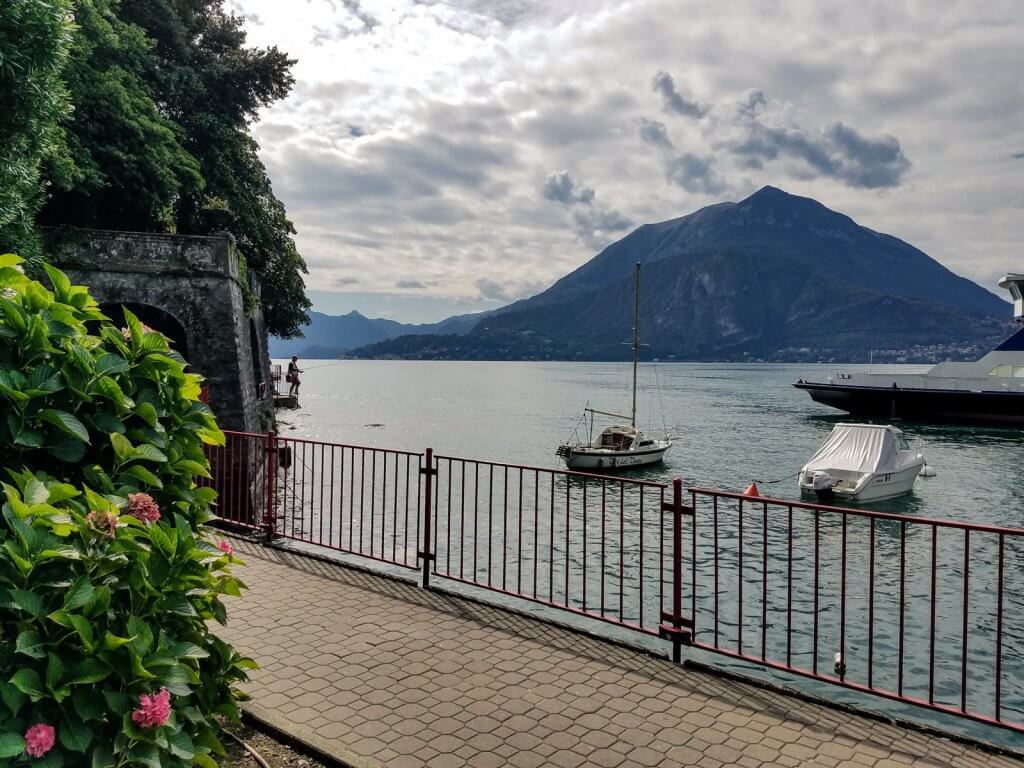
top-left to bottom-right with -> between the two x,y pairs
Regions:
556,263 -> 672,471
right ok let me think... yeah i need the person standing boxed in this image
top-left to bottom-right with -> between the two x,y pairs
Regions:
287,355 -> 302,397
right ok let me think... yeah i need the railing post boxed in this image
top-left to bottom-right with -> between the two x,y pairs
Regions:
264,431 -> 277,543
660,477 -> 693,663
419,448 -> 437,589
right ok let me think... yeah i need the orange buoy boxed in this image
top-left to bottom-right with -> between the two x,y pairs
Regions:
743,482 -> 760,497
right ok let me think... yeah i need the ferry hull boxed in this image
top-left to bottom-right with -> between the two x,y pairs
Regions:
794,382 -> 1024,426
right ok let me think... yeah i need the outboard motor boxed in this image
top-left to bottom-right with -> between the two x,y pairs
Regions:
812,471 -> 834,502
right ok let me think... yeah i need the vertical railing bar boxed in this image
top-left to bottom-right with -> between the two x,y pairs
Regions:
348,447 -> 355,551
659,487 -> 664,631
738,497 -> 744,654
619,482 -> 625,622
690,489 -> 696,641
960,529 -> 970,713
639,489 -> 645,628
868,517 -> 875,689
600,479 -> 606,617
329,445 -> 336,548
786,504 -> 793,667
488,466 -> 494,588
446,458 -> 453,575
533,469 -> 539,599
549,474 -> 555,603
392,452 -> 399,562
403,454 -> 410,564
502,465 -> 508,591
359,448 -> 366,553
761,499 -> 768,662
714,494 -> 719,648
899,520 -> 906,697
813,510 -> 819,676
929,524 -> 938,705
319,442 -> 325,545
582,481 -> 588,612
518,467 -> 523,595
565,478 -> 570,607
996,533 -> 1004,721
414,450 -> 421,567
473,462 -> 479,582
840,514 -> 847,681
370,450 -> 377,557
460,461 -> 466,580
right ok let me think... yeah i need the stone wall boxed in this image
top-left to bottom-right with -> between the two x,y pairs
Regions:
50,229 -> 272,433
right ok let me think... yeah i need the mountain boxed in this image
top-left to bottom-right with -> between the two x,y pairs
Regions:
269,310 -> 483,358
350,187 -> 1011,362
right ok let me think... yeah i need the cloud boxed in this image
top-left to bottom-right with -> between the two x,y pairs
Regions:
726,115 -> 911,189
475,277 -> 513,302
396,279 -> 428,289
653,71 -> 705,119
637,118 -> 672,149
237,0 -> 1023,321
541,171 -> 632,250
1012,151 -> 1024,159
335,276 -> 359,286
665,153 -> 726,195
542,170 -> 594,205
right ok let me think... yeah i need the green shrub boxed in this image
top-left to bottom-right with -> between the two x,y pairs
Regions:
0,253 -> 252,767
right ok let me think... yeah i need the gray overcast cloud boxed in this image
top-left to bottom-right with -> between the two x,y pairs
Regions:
235,0 -> 1024,322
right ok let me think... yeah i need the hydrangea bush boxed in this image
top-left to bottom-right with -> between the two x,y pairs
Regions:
0,254 -> 253,767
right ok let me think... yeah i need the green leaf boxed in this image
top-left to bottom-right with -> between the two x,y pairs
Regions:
46,651 -> 64,689
23,477 -> 49,505
15,630 -> 46,659
39,408 -> 90,443
64,577 -> 94,610
192,753 -> 218,768
168,728 -> 195,760
95,376 -> 127,410
121,464 -> 163,489
10,668 -> 45,699
0,253 -> 25,268
132,443 -> 168,463
45,432 -> 88,463
94,353 -> 128,376
170,641 -> 209,660
109,432 -> 133,462
127,616 -> 153,655
0,732 -> 26,758
128,742 -> 160,768
0,680 -> 26,713
67,658 -> 110,685
59,712 -> 93,752
137,402 -> 159,428
10,589 -> 45,619
91,744 -> 115,768
43,263 -> 71,300
68,614 -> 95,652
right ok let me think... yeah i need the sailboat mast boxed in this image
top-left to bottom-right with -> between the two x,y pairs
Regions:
631,262 -> 640,427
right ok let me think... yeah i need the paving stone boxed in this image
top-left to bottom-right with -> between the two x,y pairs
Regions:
217,537 -> 1023,768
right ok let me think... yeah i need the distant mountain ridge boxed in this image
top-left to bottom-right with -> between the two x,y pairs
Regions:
269,309 -> 483,358
347,187 -> 1010,362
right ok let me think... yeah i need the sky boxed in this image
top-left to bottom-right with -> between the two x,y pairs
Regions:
232,0 -> 1024,324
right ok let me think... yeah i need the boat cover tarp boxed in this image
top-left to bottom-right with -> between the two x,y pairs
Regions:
802,425 -> 900,475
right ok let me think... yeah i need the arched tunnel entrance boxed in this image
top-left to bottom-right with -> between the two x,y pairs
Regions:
99,303 -> 189,361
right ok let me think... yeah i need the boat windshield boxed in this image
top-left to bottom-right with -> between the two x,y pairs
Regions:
599,431 -> 634,450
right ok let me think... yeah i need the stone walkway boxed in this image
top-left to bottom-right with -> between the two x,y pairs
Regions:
217,537 -> 1020,768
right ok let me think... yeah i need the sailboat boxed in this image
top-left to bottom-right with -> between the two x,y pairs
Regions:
556,263 -> 672,471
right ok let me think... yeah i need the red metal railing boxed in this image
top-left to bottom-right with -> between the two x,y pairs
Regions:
430,454 -> 672,636
687,489 -> 1024,734
206,429 -> 1024,737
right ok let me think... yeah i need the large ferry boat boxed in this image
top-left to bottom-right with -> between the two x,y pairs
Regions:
794,274 -> 1024,426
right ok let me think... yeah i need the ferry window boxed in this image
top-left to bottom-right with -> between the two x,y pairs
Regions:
989,365 -> 1013,376
1015,366 -> 1024,378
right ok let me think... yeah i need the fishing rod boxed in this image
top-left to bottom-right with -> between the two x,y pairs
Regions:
290,359 -> 345,371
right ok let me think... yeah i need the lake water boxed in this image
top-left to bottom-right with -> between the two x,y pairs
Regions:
273,360 -> 1024,746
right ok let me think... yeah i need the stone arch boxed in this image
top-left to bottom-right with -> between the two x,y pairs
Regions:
99,302 -> 190,360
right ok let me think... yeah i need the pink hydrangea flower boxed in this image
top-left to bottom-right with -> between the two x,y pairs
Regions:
131,687 -> 171,728
24,723 -> 55,758
216,540 -> 235,556
127,492 -> 160,523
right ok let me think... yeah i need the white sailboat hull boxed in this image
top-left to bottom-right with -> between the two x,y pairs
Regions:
559,443 -> 671,471
799,459 -> 924,502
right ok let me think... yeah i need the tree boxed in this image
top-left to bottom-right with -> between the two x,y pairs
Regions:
0,0 -> 74,258
37,0 -> 203,232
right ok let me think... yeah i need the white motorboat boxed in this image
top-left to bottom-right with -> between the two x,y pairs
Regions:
556,263 -> 672,472
798,423 -> 924,502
